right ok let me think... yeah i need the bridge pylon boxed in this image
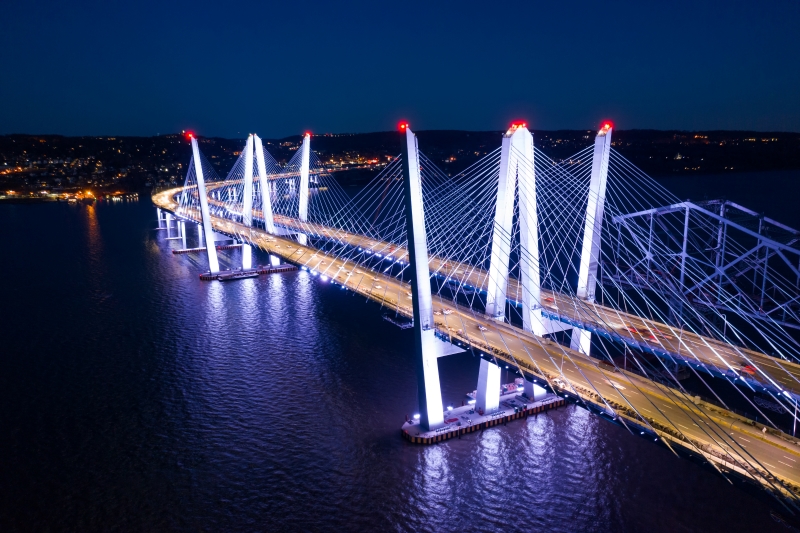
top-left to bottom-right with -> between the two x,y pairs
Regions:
401,124 -> 445,431
241,135 -> 255,270
570,123 -> 612,354
485,124 -> 546,335
191,136 -> 220,273
254,134 -> 276,234
297,133 -> 311,246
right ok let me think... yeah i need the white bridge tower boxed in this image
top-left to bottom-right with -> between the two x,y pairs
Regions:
297,133 -> 311,246
485,123 -> 545,336
401,124 -> 444,431
570,123 -> 613,354
191,136 -> 220,274
241,135 -> 254,270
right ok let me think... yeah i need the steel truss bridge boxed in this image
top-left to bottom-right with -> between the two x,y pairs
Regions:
153,125 -> 800,507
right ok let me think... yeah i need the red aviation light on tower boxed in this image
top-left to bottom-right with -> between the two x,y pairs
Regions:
600,121 -> 613,133
304,131 -> 312,138
508,120 -> 527,134
398,121 -> 409,132
184,130 -> 195,140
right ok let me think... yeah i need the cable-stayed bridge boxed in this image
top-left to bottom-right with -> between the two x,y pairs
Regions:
153,124 -> 800,505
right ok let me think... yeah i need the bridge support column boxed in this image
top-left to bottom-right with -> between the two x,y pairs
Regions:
165,212 -> 172,238
486,124 -> 543,334
242,135 -> 254,270
192,137 -> 220,273
198,223 -> 203,247
157,208 -> 163,228
297,133 -> 311,246
476,358 -> 501,415
180,221 -> 187,248
523,379 -> 546,401
254,135 -> 276,234
401,125 -> 444,431
571,124 -> 613,354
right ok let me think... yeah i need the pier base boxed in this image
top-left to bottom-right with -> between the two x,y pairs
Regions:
199,264 -> 297,281
402,391 -> 565,445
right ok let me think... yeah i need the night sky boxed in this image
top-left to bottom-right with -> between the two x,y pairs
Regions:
1,0 -> 798,137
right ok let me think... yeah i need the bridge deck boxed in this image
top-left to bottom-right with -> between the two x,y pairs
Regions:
209,187 -> 800,401
154,187 -> 800,497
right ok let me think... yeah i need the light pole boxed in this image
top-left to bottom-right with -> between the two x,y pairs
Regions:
678,324 -> 685,356
722,314 -> 728,339
794,398 -> 797,438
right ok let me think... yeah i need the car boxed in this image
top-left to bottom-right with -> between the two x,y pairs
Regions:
477,325 -> 488,331
442,308 -> 454,315
739,362 -> 757,375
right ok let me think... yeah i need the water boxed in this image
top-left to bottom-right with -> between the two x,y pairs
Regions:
1,173 -> 797,532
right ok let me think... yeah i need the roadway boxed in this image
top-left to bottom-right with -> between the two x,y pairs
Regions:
197,181 -> 800,401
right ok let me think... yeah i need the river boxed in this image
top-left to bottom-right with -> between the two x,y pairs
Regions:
1,169 -> 798,531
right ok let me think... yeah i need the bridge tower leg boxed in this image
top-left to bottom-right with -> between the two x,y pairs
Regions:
297,133 -> 311,246
401,125 -> 444,431
241,135 -> 254,270
198,223 -> 203,247
476,358 -> 501,415
191,136 -> 220,274
570,124 -> 613,354
254,135 -> 276,234
485,124 -> 543,335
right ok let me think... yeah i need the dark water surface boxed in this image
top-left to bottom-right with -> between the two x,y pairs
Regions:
2,171 -> 798,532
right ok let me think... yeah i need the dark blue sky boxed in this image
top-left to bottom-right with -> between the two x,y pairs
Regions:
1,0 -> 798,137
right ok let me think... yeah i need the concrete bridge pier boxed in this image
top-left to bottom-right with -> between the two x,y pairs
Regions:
165,212 -> 172,238
180,221 -> 187,248
523,379 -> 547,401
476,358 -> 501,415
156,207 -> 163,228
198,223 -> 203,246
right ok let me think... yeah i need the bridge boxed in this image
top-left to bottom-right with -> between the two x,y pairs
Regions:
153,126 -> 800,506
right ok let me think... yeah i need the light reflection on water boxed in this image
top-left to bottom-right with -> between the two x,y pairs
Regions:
0,200 -> 789,532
